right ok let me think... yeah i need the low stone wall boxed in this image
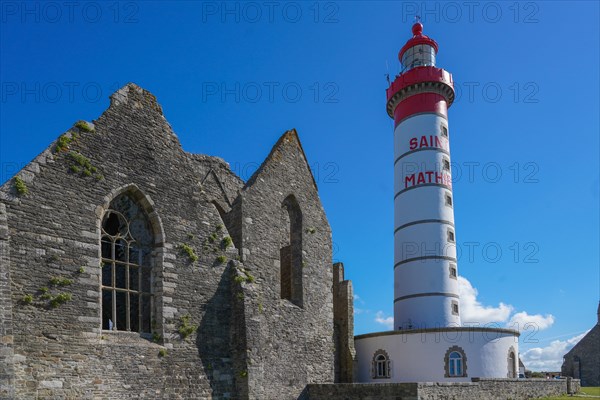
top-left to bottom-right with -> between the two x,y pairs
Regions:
418,378 -> 580,399
304,378 -> 581,400
303,383 -> 419,400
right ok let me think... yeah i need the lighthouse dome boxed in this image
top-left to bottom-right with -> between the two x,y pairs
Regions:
399,22 -> 439,71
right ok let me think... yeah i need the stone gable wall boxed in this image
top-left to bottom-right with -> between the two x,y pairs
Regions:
562,324 -> 600,386
0,85 -> 234,398
236,131 -> 335,399
0,83 -> 338,399
0,202 -> 15,399
333,262 -> 356,383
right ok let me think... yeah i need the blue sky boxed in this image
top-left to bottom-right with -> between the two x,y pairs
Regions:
1,1 -> 598,371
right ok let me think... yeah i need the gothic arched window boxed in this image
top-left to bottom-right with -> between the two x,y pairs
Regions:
101,193 -> 154,333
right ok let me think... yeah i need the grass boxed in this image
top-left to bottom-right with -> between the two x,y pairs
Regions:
221,236 -> 233,249
582,387 -> 600,396
49,293 -> 72,308
178,314 -> 198,340
179,243 -> 199,262
539,387 -> 599,399
49,277 -> 73,286
13,176 -> 28,196
216,255 -> 227,264
55,131 -> 77,153
74,120 -> 94,133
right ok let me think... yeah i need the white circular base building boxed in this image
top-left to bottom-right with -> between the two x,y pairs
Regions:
355,327 -> 520,382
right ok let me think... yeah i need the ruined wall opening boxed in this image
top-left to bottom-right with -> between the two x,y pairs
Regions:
280,194 -> 303,308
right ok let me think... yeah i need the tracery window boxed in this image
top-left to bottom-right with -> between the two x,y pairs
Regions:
101,193 -> 154,333
372,349 -> 392,379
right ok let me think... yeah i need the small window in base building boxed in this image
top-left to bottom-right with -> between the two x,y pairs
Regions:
372,349 -> 392,379
452,301 -> 459,315
445,346 -> 467,378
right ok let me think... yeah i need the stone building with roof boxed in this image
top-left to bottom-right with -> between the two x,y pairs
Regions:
561,303 -> 600,386
0,83 -> 355,399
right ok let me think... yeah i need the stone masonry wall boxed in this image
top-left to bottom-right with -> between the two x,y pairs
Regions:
0,202 -> 15,399
0,83 -> 246,399
561,324 -> 599,386
303,382 -> 420,399
0,83 -> 339,399
333,262 -> 356,383
235,130 -> 335,400
418,378 -> 580,399
305,379 -> 581,400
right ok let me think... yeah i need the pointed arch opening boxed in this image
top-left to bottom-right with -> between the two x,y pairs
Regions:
98,184 -> 164,334
507,347 -> 517,378
280,194 -> 303,308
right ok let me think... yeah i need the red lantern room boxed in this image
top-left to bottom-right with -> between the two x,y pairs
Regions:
399,22 -> 439,71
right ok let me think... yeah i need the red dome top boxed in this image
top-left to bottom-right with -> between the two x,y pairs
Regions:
398,22 -> 439,62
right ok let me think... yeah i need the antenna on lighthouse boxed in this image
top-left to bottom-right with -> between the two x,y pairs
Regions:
385,60 -> 391,85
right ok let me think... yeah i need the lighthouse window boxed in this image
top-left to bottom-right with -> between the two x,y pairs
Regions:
447,229 -> 455,243
444,346 -> 467,378
449,264 -> 457,279
372,349 -> 391,379
452,301 -> 459,315
443,158 -> 450,171
441,125 -> 448,138
445,193 -> 453,207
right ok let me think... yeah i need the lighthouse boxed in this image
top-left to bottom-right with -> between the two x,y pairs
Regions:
353,22 -> 520,383
387,21 -> 458,330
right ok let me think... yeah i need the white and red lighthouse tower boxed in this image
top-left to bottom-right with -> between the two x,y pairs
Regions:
354,22 -> 520,383
387,21 -> 459,330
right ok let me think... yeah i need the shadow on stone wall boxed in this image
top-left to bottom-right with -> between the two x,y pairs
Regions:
196,267 -> 234,397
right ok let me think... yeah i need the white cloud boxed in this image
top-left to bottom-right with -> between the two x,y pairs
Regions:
521,331 -> 588,371
458,276 -> 513,324
458,277 -> 555,331
354,294 -> 369,314
508,312 -> 555,331
374,311 -> 394,330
